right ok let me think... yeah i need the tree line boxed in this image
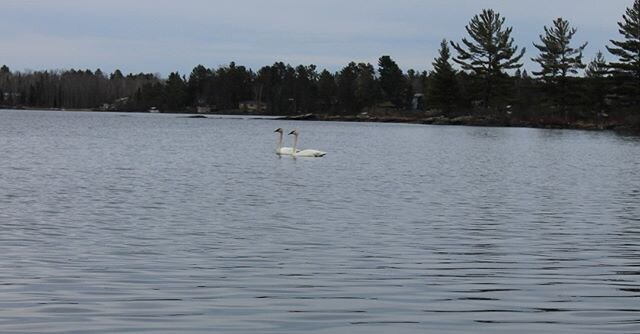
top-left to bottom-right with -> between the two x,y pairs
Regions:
1,1 -> 639,125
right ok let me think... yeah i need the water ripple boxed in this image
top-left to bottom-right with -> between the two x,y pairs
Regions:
0,110 -> 639,333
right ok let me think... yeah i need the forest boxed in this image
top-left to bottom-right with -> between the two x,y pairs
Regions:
1,2 -> 639,129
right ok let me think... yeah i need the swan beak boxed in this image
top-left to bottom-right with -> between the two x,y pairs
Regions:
274,128 -> 282,133
288,130 -> 295,135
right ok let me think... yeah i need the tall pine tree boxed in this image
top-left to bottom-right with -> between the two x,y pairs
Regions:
337,62 -> 359,114
451,9 -> 525,111
428,39 -> 459,113
164,72 -> 187,111
585,51 -> 610,114
355,63 -> 378,112
606,0 -> 640,107
378,56 -> 405,108
317,70 -> 337,113
532,18 -> 587,116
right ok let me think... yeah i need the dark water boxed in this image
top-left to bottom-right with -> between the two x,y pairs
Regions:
1,109 -> 639,333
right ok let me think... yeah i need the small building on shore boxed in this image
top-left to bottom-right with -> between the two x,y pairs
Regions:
239,101 -> 268,113
411,93 -> 424,111
2,92 -> 21,103
196,99 -> 216,113
197,106 -> 211,113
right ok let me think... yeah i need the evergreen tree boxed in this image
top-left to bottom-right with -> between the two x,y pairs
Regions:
585,51 -> 610,113
317,70 -> 337,113
532,18 -> 587,115
585,51 -> 609,78
255,62 -> 297,114
294,65 -> 318,113
254,65 -> 276,113
606,0 -> 640,106
337,62 -> 358,113
187,65 -> 212,106
110,69 -> 125,99
164,72 -> 187,111
355,63 -> 378,111
427,39 -> 459,113
135,82 -> 165,110
214,62 -> 253,110
337,62 -> 379,113
405,69 -> 421,97
451,9 -> 525,110
0,65 -> 10,105
378,55 -> 405,108
402,70 -> 414,109
513,69 -> 536,116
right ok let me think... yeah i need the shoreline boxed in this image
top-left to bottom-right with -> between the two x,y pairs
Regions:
279,112 -> 640,132
3,107 -> 638,132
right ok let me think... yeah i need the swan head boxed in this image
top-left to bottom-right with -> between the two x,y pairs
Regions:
274,128 -> 284,133
288,129 -> 299,136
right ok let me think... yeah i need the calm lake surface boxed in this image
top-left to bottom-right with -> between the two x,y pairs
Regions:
1,109 -> 639,333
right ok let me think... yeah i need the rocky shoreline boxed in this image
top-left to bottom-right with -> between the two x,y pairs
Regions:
4,107 -> 637,132
281,113 -> 639,132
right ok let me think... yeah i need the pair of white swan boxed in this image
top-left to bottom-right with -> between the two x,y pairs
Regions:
274,128 -> 327,157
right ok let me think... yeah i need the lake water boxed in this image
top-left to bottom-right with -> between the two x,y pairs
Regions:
1,109 -> 639,333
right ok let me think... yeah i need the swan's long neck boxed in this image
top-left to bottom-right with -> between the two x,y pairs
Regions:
292,134 -> 299,154
277,132 -> 283,151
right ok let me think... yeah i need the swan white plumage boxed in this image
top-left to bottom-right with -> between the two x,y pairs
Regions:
274,128 -> 298,155
288,129 -> 327,157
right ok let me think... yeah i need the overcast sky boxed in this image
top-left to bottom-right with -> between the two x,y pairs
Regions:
0,0 -> 633,76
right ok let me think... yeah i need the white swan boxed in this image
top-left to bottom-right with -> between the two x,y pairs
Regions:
274,128 -> 298,155
288,129 -> 327,157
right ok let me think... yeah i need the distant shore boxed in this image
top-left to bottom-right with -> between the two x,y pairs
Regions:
3,106 -> 638,132
279,112 -> 640,132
